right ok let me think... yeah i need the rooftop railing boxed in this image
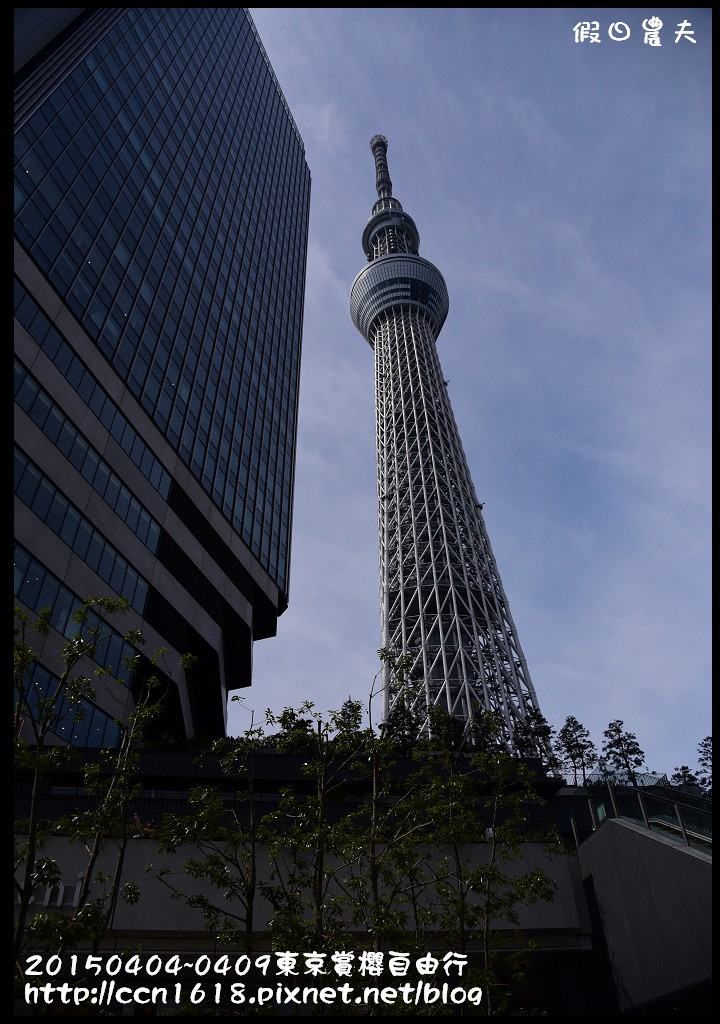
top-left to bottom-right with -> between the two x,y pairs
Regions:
583,781 -> 712,854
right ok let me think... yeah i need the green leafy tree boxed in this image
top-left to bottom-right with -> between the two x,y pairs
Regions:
411,708 -> 564,1015
157,700 -> 370,959
600,719 -> 645,787
697,736 -> 712,795
670,766 -> 701,788
379,649 -> 428,753
554,716 -> 597,785
338,662 -> 440,955
512,708 -> 560,775
138,647 -> 572,1016
155,717 -> 269,955
14,598 -> 187,983
259,701 -> 373,953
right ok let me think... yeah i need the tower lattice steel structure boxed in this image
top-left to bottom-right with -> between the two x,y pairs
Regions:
350,135 -> 544,747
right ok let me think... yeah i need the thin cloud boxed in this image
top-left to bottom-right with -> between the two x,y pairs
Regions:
241,9 -> 711,778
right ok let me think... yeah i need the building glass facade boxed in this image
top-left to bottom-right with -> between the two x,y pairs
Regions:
14,8 -> 311,743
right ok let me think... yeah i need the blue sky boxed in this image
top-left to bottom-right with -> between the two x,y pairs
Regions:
232,9 -> 712,779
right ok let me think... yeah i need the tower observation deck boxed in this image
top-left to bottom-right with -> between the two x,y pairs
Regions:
350,135 -> 544,747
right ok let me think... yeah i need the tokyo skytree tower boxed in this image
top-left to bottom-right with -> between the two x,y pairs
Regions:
350,135 -> 544,746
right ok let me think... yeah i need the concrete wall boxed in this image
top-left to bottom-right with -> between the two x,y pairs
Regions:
577,817 -> 712,1012
16,835 -> 592,948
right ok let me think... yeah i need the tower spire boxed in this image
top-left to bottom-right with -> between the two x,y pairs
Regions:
350,136 -> 546,751
370,134 -> 394,201
364,135 -> 410,232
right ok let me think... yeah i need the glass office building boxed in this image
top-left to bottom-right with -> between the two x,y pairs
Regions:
14,9 -> 311,743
